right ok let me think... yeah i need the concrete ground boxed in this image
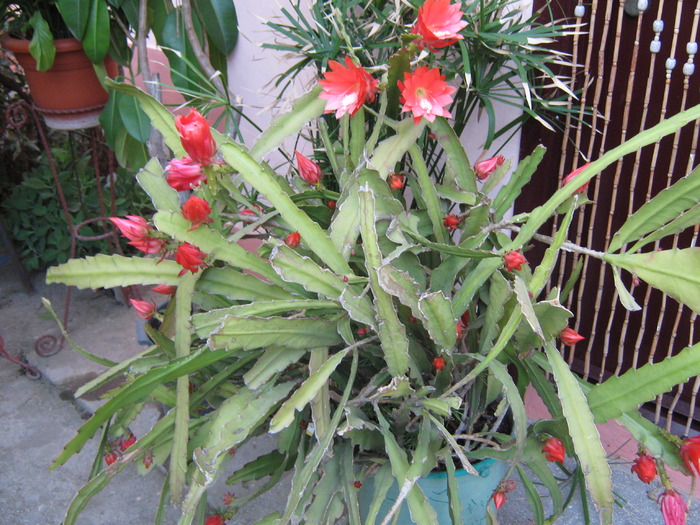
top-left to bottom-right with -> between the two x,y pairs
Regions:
0,266 -> 697,524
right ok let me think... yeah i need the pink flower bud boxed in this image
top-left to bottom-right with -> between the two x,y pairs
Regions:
560,327 -> 585,346
175,108 -> 216,165
562,163 -> 592,193
110,215 -> 150,242
631,452 -> 657,483
475,155 -> 505,180
166,157 -> 206,191
295,151 -> 323,185
130,299 -> 156,320
542,437 -> 566,463
152,284 -> 177,295
176,242 -> 207,276
659,489 -> 688,525
493,490 -> 507,509
503,250 -> 527,272
182,196 -> 213,231
130,237 -> 166,255
104,451 -> 118,466
285,232 -> 301,248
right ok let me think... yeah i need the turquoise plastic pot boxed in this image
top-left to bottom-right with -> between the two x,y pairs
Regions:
358,457 -> 508,524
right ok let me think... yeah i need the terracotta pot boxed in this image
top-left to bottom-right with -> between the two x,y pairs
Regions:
1,37 -> 117,130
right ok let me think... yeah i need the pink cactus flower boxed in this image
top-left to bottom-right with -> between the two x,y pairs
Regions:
319,56 -> 379,118
398,66 -> 456,124
412,0 -> 468,51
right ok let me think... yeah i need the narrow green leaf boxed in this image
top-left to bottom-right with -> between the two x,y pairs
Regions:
209,316 -> 342,351
610,267 -> 641,311
609,165 -> 700,253
409,144 -> 448,243
180,382 -> 295,518
118,94 -> 152,143
105,80 -> 185,157
604,248 -> 700,314
279,351 -> 358,523
249,86 -> 326,162
153,211 -> 284,286
226,450 -> 291,485
82,0 -> 110,64
588,342 -> 700,423
47,254 -> 182,288
169,273 -> 197,504
219,142 -> 352,276
628,204 -> 700,254
545,343 -> 613,524
99,91 -> 123,148
518,465 -> 545,524
369,119 -> 427,179
269,347 -> 350,433
444,456 -> 464,525
428,117 -> 477,192
359,185 -> 409,377
135,158 -> 179,212
493,146 -> 545,222
197,267 -> 299,302
57,0 -> 91,40
512,105 -> 700,249
196,0 -> 239,55
28,12 -> 55,71
244,347 -> 306,390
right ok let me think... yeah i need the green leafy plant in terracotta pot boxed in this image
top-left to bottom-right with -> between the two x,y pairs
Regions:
45,1 -> 700,524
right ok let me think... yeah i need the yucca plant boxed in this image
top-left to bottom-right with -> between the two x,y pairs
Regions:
45,1 -> 700,524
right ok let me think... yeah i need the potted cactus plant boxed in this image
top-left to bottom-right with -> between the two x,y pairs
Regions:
45,1 -> 700,524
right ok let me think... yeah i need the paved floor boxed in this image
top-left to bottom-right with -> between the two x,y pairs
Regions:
0,269 -> 697,524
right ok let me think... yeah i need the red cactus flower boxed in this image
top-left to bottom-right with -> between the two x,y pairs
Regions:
443,214 -> 461,230
353,481 -> 362,489
433,356 -> 447,371
659,489 -> 688,525
631,452 -> 657,484
176,242 -> 207,276
475,155 -> 505,180
412,0 -> 468,51
166,157 -> 207,191
205,515 -> 226,525
680,435 -> 700,476
152,284 -> 177,295
110,215 -> 150,242
182,196 -> 213,231
120,432 -> 137,451
357,327 -> 368,337
562,163 -> 592,193
295,151 -> 323,185
175,108 -> 216,165
130,299 -> 156,320
319,56 -> 379,118
503,250 -> 527,272
560,327 -> 586,346
327,200 -> 337,210
542,437 -> 566,463
398,66 -> 456,124
104,451 -> 118,466
460,310 -> 470,327
285,232 -> 301,248
388,173 -> 406,189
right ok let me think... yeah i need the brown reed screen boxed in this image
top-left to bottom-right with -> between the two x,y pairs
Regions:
517,0 -> 700,433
